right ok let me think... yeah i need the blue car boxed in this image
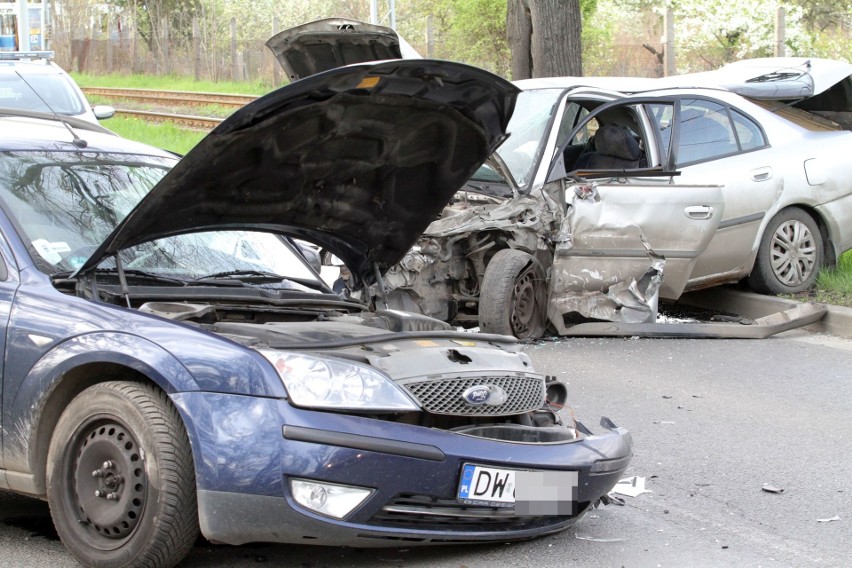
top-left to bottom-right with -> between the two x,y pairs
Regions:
0,59 -> 631,568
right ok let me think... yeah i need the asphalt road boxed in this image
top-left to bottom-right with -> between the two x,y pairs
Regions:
1,329 -> 850,567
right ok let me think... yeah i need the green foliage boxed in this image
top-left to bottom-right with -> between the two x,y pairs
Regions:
62,1 -> 850,85
445,0 -> 511,75
580,0 -> 850,76
100,115 -> 206,155
816,251 -> 852,306
72,73 -> 271,95
111,0 -> 204,51
580,0 -> 599,18
399,0 -> 510,76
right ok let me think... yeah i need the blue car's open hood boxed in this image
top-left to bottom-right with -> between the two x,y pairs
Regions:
79,60 -> 518,285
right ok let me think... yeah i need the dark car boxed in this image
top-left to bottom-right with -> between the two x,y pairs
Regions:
0,59 -> 631,568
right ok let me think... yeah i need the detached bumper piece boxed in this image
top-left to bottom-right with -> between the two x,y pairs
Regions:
562,301 -> 826,338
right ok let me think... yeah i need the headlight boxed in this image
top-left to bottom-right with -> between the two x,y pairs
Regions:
259,351 -> 419,411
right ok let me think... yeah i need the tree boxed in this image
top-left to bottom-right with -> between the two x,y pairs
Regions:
507,0 -> 585,80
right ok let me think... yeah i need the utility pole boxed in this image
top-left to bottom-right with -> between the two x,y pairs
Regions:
664,8 -> 676,77
774,7 -> 786,57
16,0 -> 30,50
369,0 -> 397,29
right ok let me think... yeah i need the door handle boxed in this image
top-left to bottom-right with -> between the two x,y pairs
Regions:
684,205 -> 714,220
751,167 -> 772,182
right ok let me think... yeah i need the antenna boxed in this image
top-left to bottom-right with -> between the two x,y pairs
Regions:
14,71 -> 88,148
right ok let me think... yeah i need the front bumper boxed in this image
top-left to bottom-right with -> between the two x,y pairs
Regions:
172,392 -> 632,547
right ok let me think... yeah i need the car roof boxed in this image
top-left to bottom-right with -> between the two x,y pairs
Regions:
516,76 -> 662,92
0,112 -> 176,158
0,59 -> 61,73
518,58 -> 852,102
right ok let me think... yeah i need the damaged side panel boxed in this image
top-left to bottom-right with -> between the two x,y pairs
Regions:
547,180 -> 724,333
378,179 -> 723,335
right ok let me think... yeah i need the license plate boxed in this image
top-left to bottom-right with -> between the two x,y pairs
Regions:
457,464 -> 579,514
457,463 -> 518,507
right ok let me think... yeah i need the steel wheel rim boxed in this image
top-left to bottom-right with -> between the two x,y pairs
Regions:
62,417 -> 149,550
770,219 -> 817,286
510,266 -> 543,337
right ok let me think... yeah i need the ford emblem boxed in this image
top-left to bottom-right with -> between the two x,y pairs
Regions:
462,385 -> 491,406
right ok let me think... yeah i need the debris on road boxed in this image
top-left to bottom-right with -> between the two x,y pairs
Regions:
562,301 -> 827,339
574,533 -> 629,543
611,476 -> 651,497
761,483 -> 785,494
817,515 -> 842,523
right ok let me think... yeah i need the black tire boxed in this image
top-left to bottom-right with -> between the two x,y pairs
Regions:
47,381 -> 199,568
748,207 -> 823,295
479,249 -> 547,339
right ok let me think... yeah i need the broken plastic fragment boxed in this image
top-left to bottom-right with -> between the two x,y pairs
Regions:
611,476 -> 651,497
653,420 -> 675,424
574,534 -> 627,543
573,183 -> 599,201
597,493 -> 625,507
817,515 -> 841,523
761,483 -> 784,494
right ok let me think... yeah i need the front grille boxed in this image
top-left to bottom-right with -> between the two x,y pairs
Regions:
403,375 -> 544,416
370,494 -> 579,531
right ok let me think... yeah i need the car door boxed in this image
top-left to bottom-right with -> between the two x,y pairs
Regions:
545,97 -> 724,319
0,232 -> 19,472
666,97 -> 781,286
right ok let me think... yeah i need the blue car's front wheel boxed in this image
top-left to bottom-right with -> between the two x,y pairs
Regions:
46,381 -> 199,568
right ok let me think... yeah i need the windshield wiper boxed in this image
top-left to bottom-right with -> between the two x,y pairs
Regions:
52,268 -> 187,286
193,270 -> 287,282
192,270 -> 337,294
102,268 -> 187,286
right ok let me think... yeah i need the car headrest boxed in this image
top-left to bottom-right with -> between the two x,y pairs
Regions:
594,125 -> 642,161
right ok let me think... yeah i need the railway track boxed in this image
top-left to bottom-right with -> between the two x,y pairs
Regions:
82,87 -> 258,108
114,109 -> 223,130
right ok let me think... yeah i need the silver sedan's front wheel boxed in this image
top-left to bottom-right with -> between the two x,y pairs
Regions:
749,207 -> 823,294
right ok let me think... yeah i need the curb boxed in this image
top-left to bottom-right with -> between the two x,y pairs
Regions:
678,288 -> 852,339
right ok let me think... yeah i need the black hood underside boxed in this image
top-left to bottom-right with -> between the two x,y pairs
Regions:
79,60 -> 518,285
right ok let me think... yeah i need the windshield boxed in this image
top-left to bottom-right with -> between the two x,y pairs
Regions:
0,69 -> 88,115
0,150 -> 324,289
491,88 -> 563,189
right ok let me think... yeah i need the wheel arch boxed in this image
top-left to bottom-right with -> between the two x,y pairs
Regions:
478,248 -> 548,338
767,204 -> 835,270
7,333 -> 200,497
482,243 -> 553,272
29,362 -> 152,496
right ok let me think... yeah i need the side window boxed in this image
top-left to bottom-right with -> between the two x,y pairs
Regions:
676,99 -> 738,165
556,102 -> 583,148
730,110 -> 767,151
561,112 -> 598,172
646,103 -> 675,166
571,116 -> 598,145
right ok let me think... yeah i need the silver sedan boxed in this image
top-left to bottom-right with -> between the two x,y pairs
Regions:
383,58 -> 852,337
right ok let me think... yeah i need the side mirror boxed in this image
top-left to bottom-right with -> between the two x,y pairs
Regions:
93,105 -> 115,119
297,243 -> 323,273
